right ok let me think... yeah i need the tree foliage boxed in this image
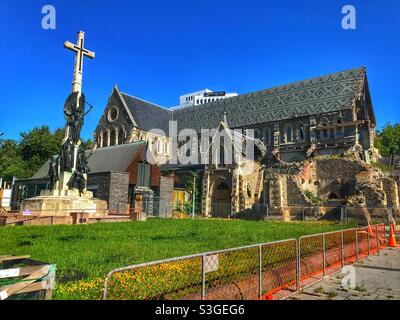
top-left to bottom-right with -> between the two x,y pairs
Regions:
0,126 -> 92,182
183,171 -> 202,215
375,123 -> 400,157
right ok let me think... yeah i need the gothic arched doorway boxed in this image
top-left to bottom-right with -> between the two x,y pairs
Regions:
212,182 -> 231,218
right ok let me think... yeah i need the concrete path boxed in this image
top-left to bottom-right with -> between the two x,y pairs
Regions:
289,247 -> 400,300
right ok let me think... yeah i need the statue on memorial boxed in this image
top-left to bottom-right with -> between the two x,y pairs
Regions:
77,145 -> 90,174
60,138 -> 74,172
64,92 -> 93,144
48,156 -> 59,190
68,170 -> 86,196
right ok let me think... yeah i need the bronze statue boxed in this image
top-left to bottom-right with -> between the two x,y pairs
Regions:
64,92 -> 92,144
68,170 -> 86,196
46,91 -> 92,192
77,145 -> 90,174
48,155 -> 59,190
60,138 -> 74,171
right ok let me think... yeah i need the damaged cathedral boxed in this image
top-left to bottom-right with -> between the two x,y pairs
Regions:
18,67 -> 400,220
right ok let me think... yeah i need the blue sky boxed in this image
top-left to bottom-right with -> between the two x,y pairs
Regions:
1,0 -> 399,140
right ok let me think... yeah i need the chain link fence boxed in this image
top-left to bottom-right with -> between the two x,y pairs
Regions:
142,196 -> 168,218
103,223 -> 387,300
212,203 -> 399,225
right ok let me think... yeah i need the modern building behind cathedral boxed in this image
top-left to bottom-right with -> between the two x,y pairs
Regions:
14,67 -> 398,218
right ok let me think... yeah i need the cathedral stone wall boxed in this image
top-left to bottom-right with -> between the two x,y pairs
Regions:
109,172 -> 130,211
87,172 -> 129,211
286,177 -> 310,206
87,172 -> 111,203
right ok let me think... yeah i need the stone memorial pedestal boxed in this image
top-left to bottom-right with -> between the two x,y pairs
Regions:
20,188 -> 108,218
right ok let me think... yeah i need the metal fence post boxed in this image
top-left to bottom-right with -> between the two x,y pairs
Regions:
201,254 -> 206,300
302,206 -> 305,221
367,228 -> 370,256
376,225 -> 379,254
355,228 -> 359,262
340,206 -> 343,223
296,239 -> 301,292
259,245 -> 262,299
322,234 -> 326,277
266,204 -> 269,220
341,231 -> 344,268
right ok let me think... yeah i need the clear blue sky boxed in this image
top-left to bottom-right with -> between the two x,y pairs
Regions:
1,0 -> 399,141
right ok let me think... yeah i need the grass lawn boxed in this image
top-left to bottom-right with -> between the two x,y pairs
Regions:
0,218 -> 351,299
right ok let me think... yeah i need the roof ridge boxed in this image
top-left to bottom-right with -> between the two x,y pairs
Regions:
120,91 -> 171,112
92,141 -> 145,150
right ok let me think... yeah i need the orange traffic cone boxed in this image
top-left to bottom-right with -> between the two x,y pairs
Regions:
388,224 -> 398,247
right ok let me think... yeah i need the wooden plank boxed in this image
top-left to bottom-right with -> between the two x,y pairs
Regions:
0,280 -> 49,295
0,255 -> 30,263
0,266 -> 48,300
0,265 -> 47,279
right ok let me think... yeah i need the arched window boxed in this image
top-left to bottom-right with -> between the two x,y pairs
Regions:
264,128 -> 270,145
284,125 -> 293,143
247,184 -> 252,197
102,131 -> 108,147
320,118 -> 329,139
164,141 -> 168,155
219,137 -> 225,165
335,117 -> 344,137
110,129 -> 116,146
118,127 -> 125,145
298,125 -> 305,142
315,130 -> 321,141
217,183 -> 229,190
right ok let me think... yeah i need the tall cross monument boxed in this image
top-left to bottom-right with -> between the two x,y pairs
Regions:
20,31 -> 108,216
64,31 -> 95,95
52,31 -> 95,194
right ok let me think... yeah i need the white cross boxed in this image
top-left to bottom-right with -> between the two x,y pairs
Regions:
64,31 -> 95,94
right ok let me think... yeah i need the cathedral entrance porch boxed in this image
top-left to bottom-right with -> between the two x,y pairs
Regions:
212,182 -> 232,218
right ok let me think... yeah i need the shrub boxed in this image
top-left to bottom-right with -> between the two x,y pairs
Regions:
304,190 -> 323,205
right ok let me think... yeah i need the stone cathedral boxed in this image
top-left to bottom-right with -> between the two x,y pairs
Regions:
23,67 -> 399,218
90,67 -> 399,218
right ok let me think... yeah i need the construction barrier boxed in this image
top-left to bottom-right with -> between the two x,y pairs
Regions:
102,224 -> 387,300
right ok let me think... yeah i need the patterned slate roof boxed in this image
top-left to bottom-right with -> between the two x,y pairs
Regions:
120,92 -> 172,135
31,141 -> 146,179
174,67 -> 366,132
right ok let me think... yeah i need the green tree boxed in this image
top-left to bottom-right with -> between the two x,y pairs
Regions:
0,125 -> 94,182
18,126 -> 64,177
81,139 -> 93,150
375,123 -> 400,157
0,139 -> 28,180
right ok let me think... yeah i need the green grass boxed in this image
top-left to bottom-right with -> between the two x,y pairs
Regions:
0,218 -> 350,299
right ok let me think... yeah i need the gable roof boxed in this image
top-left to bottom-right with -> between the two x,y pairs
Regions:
119,92 -> 172,135
174,67 -> 367,132
31,141 -> 146,179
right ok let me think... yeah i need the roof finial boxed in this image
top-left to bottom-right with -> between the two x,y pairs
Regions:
223,111 -> 228,126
